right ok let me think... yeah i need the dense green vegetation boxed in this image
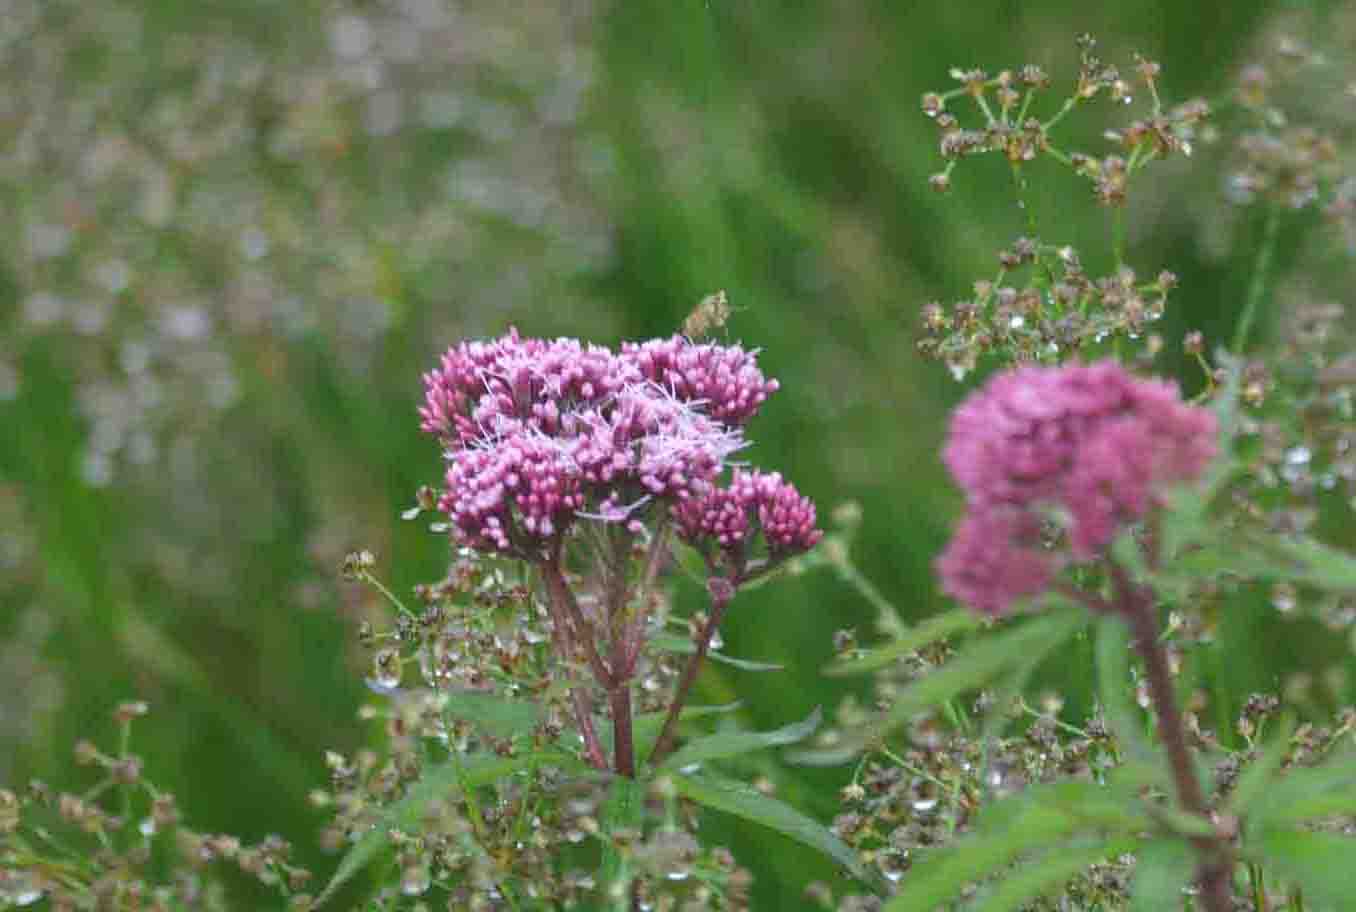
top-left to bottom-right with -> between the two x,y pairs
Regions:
4,1 -> 1352,907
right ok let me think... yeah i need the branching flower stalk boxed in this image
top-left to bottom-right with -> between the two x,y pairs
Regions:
419,330 -> 822,779
649,576 -> 738,768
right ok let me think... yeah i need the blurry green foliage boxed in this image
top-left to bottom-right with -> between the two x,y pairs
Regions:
7,0 -> 1356,907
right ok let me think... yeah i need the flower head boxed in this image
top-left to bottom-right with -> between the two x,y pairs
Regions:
938,360 -> 1217,614
674,469 -> 822,559
621,335 -> 780,425
420,330 -> 800,559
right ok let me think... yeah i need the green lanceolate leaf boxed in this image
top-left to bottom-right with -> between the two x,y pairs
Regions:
1094,614 -> 1150,761
880,805 -> 1077,912
651,633 -> 784,671
672,539 -> 709,583
881,781 -> 1148,912
1129,838 -> 1194,912
658,706 -> 822,772
1246,754 -> 1356,828
970,836 -> 1139,912
631,701 -> 743,760
822,608 -> 981,677
1255,829 -> 1356,908
1223,716 -> 1296,817
670,772 -> 876,887
1261,534 -> 1356,591
313,749 -> 583,906
1163,530 -> 1356,593
793,604 -> 1086,766
441,689 -> 542,738
873,604 -> 1086,744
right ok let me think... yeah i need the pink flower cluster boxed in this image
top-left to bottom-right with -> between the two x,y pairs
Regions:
674,469 -> 822,556
937,361 -> 1218,615
420,330 -> 818,558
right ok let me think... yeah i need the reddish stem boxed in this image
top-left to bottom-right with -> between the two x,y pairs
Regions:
647,575 -> 736,768
539,554 -> 610,771
604,530 -> 638,777
573,689 -> 608,772
543,558 -> 613,687
1113,566 -> 1233,912
610,682 -> 636,778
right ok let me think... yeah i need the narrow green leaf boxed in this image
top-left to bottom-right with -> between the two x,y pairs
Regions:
603,776 -> 646,831
1095,614 -> 1150,760
874,606 -> 1085,743
1248,755 -> 1356,828
1256,829 -> 1356,908
672,539 -> 708,582
822,608 -> 981,677
1264,534 -> 1356,591
1021,779 -> 1151,831
659,707 -> 821,772
651,633 -> 784,671
1163,532 -> 1356,593
882,782 -> 1146,912
1129,838 -> 1194,912
631,701 -> 743,759
441,689 -> 541,738
1105,759 -> 1169,793
671,772 -> 876,886
314,750 -> 582,906
1224,716 -> 1295,817
971,836 -> 1138,912
1152,806 -> 1218,839
793,606 -> 1085,765
881,806 -> 1078,911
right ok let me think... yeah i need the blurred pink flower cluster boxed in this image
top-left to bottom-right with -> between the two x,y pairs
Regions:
938,361 -> 1218,615
420,330 -> 818,559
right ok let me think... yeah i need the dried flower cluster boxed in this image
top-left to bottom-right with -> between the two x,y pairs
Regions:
937,361 -> 1218,615
1225,37 -> 1348,213
0,703 -> 312,910
914,40 -> 1207,381
916,238 -> 1178,378
921,36 -> 1207,203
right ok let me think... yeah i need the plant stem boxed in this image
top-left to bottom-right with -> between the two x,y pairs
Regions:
610,682 -> 635,778
647,577 -> 736,768
603,530 -> 638,778
539,556 -> 610,771
574,689 -> 609,771
359,571 -> 416,618
543,558 -> 614,687
1114,566 -> 1233,912
1233,204 -> 1281,354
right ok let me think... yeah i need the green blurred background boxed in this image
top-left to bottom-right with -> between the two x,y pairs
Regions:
3,0 -> 1351,906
